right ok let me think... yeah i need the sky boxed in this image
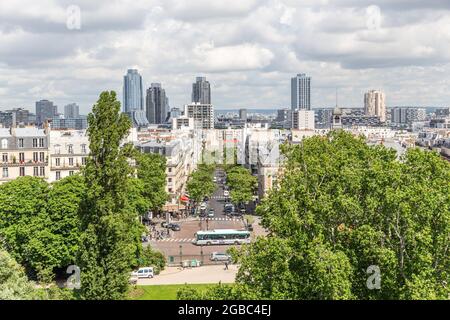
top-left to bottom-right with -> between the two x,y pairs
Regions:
1,0 -> 450,114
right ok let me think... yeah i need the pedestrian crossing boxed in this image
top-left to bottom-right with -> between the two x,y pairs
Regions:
151,238 -> 195,243
199,217 -> 242,222
210,195 -> 229,200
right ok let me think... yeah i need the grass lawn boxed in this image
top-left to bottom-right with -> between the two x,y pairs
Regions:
129,284 -> 216,300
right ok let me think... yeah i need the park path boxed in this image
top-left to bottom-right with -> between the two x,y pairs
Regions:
137,264 -> 238,286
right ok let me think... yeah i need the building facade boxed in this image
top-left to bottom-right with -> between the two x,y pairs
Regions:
64,103 -> 80,119
36,100 -> 57,126
146,83 -> 168,124
364,90 -> 386,122
192,76 -> 211,104
0,127 -> 49,184
184,103 -> 214,129
292,110 -> 315,130
123,69 -> 149,127
48,130 -> 89,182
291,73 -> 311,110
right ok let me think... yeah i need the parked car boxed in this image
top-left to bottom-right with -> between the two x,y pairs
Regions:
223,190 -> 230,197
132,267 -> 154,279
200,202 -> 207,211
168,223 -> 181,231
208,209 -> 215,218
210,252 -> 231,262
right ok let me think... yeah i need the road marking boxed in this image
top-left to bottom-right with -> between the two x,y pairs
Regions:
152,238 -> 195,243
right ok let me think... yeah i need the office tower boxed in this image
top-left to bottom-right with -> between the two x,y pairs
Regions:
123,69 -> 149,127
64,103 -> 79,119
0,111 -> 14,128
291,73 -> 311,110
36,99 -> 57,125
184,103 -> 214,129
292,110 -> 315,130
364,90 -> 386,122
192,76 -> 211,104
391,107 -> 426,125
239,109 -> 247,121
146,83 -> 168,124
5,108 -> 33,125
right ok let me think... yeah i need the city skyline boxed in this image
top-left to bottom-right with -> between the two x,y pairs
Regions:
1,1 -> 450,114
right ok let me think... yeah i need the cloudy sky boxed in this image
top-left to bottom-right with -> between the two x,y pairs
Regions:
1,0 -> 450,114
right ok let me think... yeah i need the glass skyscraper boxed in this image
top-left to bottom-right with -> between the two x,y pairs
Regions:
123,69 -> 149,127
291,73 -> 311,110
192,76 -> 211,104
146,83 -> 169,124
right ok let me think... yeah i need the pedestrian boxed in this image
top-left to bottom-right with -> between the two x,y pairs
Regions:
224,261 -> 229,270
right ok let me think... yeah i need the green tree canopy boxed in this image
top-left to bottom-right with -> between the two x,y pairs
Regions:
225,166 -> 257,204
77,91 -> 141,300
180,131 -> 450,300
187,165 -> 215,203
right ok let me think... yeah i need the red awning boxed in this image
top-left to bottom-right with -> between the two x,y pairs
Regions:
180,195 -> 189,202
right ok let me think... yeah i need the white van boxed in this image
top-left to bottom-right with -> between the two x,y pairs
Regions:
133,267 -> 154,279
210,252 -> 231,261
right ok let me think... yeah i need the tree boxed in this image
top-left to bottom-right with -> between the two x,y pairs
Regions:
137,246 -> 166,275
179,131 -> 450,300
187,165 -> 215,205
134,152 -> 168,213
0,175 -> 85,283
0,249 -> 37,300
225,166 -> 257,204
77,91 -> 141,300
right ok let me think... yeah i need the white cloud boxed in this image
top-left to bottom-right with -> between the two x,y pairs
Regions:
0,0 -> 450,112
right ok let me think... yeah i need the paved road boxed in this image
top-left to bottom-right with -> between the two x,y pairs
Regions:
138,265 -> 238,285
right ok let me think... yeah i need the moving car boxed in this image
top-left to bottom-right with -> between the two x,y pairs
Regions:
210,252 -> 231,261
224,203 -> 234,213
208,209 -> 215,218
200,202 -> 207,211
167,223 -> 181,231
132,267 -> 154,279
223,190 -> 230,197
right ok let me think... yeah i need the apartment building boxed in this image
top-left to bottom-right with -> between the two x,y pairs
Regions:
0,127 -> 49,184
48,130 -> 89,182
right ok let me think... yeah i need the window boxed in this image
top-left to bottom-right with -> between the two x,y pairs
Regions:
33,152 -> 38,162
2,167 -> 8,178
81,144 -> 87,154
69,158 -> 74,166
18,138 -> 24,148
40,167 -> 45,177
81,157 -> 87,165
69,171 -> 74,176
1,139 -> 7,149
54,145 -> 61,154
68,145 -> 73,154
32,138 -> 38,148
19,152 -> 24,162
2,153 -> 7,163
55,158 -> 60,166
39,152 -> 45,162
39,138 -> 44,148
56,171 -> 61,180
19,167 -> 25,177
33,167 -> 38,176
168,178 -> 172,182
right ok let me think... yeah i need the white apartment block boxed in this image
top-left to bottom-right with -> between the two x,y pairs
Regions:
48,130 -> 89,182
364,90 -> 386,122
292,110 -> 315,130
172,116 -> 194,130
0,127 -> 50,184
184,103 -> 214,129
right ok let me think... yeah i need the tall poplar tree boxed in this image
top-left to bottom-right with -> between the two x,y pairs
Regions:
77,91 -> 140,299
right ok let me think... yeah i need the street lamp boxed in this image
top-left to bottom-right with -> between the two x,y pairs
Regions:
179,244 -> 183,267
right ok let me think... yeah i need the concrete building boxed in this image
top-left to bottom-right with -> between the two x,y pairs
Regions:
0,127 -> 50,184
292,110 -> 315,130
315,108 -> 333,128
48,130 -> 89,182
192,76 -> 211,104
364,90 -> 386,122
6,108 -> 34,126
146,83 -> 168,124
36,100 -> 57,126
291,73 -> 311,110
64,103 -> 80,119
0,111 -> 14,128
51,116 -> 88,130
184,103 -> 214,129
123,69 -> 149,127
391,107 -> 427,127
172,116 -> 194,130
239,109 -> 247,121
